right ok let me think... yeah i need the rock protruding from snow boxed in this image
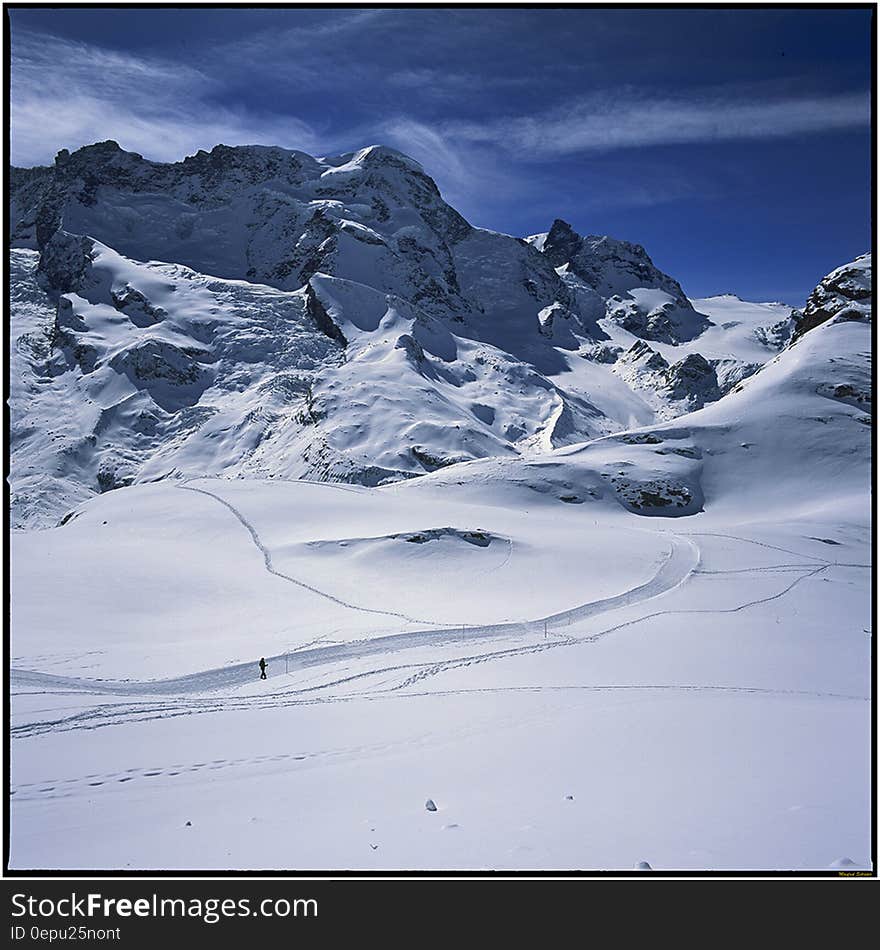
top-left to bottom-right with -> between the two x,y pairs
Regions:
792,253 -> 872,342
613,340 -> 759,415
661,353 -> 720,409
532,219 -> 712,343
537,301 -> 581,347
541,220 -> 682,302
425,799 -> 438,812
37,230 -> 95,295
621,339 -> 669,372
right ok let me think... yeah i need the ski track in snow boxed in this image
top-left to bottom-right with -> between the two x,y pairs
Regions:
10,520 -> 870,764
12,531 -> 869,750
10,681 -> 868,802
178,480 -> 450,627
683,531 -> 837,564
11,530 -> 698,700
385,562 -> 842,691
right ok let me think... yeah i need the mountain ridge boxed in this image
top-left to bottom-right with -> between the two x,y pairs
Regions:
8,140 -> 869,529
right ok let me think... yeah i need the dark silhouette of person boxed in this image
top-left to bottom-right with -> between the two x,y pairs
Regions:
259,657 -> 267,680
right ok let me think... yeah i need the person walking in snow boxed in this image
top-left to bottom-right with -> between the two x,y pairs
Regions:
259,657 -> 267,680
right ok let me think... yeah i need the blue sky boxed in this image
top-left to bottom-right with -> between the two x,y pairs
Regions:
8,6 -> 873,304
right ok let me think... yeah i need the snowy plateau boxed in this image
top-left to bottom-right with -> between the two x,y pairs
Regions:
7,141 -> 873,871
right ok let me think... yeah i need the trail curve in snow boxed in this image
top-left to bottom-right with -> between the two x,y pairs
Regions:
11,533 -> 699,698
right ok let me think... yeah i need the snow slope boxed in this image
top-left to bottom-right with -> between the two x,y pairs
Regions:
8,242 -> 642,527
8,254 -> 791,527
9,253 -> 872,870
9,475 -> 870,870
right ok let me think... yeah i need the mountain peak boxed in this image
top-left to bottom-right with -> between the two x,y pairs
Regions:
548,218 -> 575,236
63,139 -> 132,161
317,144 -> 427,179
356,144 -> 424,169
533,218 -> 709,343
584,233 -> 649,261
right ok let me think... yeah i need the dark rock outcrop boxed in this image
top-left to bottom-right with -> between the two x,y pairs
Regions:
791,253 -> 872,342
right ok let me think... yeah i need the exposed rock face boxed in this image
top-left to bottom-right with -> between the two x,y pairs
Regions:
36,230 -> 95,295
11,142 -> 482,320
753,318 -> 794,349
529,218 -> 712,344
305,281 -> 348,347
661,353 -> 720,407
613,340 -> 763,414
620,339 -> 668,372
537,301 -> 582,347
110,286 -> 167,327
539,219 -> 688,303
791,253 -> 872,342
108,340 -> 214,410
9,163 -> 54,248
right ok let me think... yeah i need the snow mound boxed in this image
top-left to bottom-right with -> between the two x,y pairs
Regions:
828,857 -> 864,869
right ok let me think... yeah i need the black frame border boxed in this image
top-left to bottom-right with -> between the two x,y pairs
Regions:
2,0 -> 877,881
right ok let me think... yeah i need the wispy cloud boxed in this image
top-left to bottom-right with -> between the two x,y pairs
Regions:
10,18 -> 871,240
446,89 -> 870,157
202,8 -> 404,91
10,30 -> 321,165
220,7 -> 390,57
375,118 -> 471,187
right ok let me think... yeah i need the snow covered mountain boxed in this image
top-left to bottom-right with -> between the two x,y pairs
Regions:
6,141 -> 853,528
8,142 -> 872,872
527,218 -> 712,343
409,258 -> 871,520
